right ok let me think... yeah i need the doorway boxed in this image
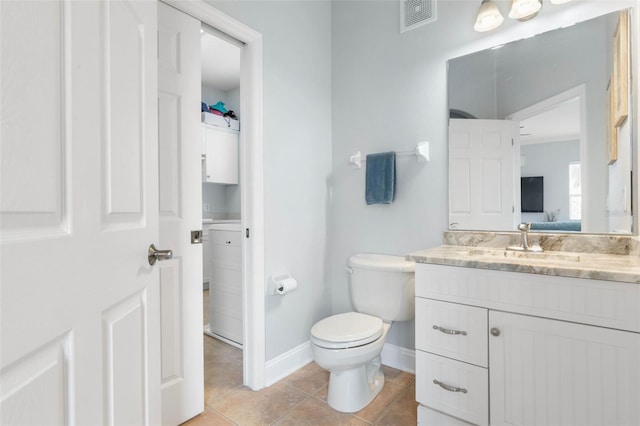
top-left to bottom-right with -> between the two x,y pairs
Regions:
200,26 -> 244,350
507,85 -> 587,230
162,0 -> 266,393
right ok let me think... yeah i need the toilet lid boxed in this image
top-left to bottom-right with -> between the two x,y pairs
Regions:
349,253 -> 415,272
311,312 -> 383,349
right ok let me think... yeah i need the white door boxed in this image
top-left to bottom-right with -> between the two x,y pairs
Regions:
489,311 -> 640,426
1,1 -> 160,425
449,119 -> 518,231
158,3 -> 204,425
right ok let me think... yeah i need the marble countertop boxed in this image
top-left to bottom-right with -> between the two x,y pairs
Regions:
408,245 -> 640,284
202,219 -> 241,231
202,219 -> 240,224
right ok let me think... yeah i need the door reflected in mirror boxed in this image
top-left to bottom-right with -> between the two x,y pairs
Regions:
448,9 -> 633,234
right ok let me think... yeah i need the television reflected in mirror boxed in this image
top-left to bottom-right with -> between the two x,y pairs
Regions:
448,9 -> 634,235
521,177 -> 543,213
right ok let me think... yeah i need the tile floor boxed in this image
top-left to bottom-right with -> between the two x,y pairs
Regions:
185,290 -> 418,425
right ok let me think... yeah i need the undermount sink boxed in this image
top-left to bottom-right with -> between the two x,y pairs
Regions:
458,247 -> 582,263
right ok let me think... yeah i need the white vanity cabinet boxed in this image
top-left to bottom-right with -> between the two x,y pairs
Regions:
207,227 -> 242,346
202,124 -> 239,184
415,263 -> 640,426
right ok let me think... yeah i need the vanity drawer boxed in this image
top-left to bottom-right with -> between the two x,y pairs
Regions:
416,350 -> 488,426
418,405 -> 475,426
209,230 -> 241,247
416,298 -> 488,367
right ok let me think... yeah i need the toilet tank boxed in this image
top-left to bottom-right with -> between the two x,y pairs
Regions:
348,254 -> 415,322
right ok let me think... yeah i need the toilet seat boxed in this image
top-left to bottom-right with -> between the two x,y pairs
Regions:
311,312 -> 383,349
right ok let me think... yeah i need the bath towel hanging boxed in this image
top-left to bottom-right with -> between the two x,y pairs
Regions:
365,152 -> 396,205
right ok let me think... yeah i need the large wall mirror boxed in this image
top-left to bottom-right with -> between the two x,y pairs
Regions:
448,9 -> 634,235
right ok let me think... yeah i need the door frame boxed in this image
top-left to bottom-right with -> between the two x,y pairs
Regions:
161,0 -> 265,390
506,84 -> 587,229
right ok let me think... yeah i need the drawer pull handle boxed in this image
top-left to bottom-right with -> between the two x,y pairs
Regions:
433,379 -> 467,394
433,325 -> 467,336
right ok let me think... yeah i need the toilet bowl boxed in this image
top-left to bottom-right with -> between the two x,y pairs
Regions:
309,254 -> 415,413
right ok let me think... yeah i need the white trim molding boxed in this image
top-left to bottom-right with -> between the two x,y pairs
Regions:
265,341 -> 313,387
263,341 -> 415,387
161,0 -> 266,390
381,343 -> 416,374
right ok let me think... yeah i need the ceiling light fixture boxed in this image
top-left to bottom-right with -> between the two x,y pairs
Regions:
550,0 -> 571,4
474,0 -> 504,32
508,0 -> 543,21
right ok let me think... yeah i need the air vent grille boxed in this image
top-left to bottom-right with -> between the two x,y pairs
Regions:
401,0 -> 436,33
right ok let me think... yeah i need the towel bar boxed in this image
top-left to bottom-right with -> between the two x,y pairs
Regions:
349,141 -> 429,169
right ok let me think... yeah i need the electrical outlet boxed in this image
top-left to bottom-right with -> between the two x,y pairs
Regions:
203,203 -> 210,212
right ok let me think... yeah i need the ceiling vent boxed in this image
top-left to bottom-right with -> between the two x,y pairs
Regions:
401,0 -> 437,33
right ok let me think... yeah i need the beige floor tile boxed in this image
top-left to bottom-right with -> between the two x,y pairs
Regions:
181,406 -> 234,426
380,366 -> 414,389
313,384 -> 329,400
376,384 -> 418,426
203,289 -> 209,326
283,362 -> 330,395
353,381 -> 408,424
273,397 -> 370,426
204,356 -> 244,405
204,336 -> 242,363
210,382 -> 308,425
198,291 -> 416,425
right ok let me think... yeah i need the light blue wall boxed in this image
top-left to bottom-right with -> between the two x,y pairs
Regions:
202,0 -> 637,359
202,85 -> 240,118
331,0 -> 636,349
207,0 -> 333,360
448,51 -> 497,119
521,140 -> 580,223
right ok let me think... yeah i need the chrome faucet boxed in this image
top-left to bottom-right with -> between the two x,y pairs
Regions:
518,223 -> 531,250
506,223 -> 543,252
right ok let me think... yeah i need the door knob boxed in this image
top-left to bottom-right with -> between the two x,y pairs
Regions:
148,244 -> 173,266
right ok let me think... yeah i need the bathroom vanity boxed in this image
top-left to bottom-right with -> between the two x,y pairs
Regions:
409,233 -> 640,426
203,220 -> 243,346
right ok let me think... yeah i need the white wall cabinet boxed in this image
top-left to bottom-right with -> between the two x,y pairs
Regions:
415,264 -> 640,426
202,124 -> 239,184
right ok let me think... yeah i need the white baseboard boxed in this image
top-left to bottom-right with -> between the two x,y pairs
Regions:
265,340 -> 313,387
264,341 -> 414,387
381,343 -> 415,374
203,324 -> 242,350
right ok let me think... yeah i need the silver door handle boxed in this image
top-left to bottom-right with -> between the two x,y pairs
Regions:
433,325 -> 467,336
148,244 -> 173,266
433,379 -> 467,394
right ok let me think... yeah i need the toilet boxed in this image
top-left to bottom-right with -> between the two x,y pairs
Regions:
310,253 -> 415,413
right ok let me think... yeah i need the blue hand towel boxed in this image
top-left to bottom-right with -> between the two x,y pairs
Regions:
365,152 -> 396,205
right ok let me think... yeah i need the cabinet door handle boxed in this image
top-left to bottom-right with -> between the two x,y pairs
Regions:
433,379 -> 467,394
433,325 -> 467,336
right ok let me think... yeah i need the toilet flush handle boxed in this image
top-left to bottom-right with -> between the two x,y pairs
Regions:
345,266 -> 354,274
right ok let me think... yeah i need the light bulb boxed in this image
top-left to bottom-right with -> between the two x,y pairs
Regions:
509,0 -> 542,21
474,0 -> 504,32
